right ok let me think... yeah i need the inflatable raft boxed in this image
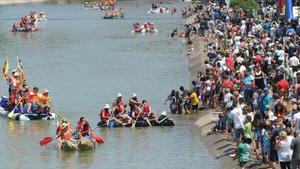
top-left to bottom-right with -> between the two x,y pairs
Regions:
97,118 -> 175,128
0,107 -> 57,121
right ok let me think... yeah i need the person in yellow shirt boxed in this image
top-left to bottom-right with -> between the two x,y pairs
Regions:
188,89 -> 199,117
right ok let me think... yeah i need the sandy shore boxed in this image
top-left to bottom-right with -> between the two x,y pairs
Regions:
0,0 -> 46,5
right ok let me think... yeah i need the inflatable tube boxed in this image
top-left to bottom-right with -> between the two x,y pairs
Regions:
0,107 -> 56,121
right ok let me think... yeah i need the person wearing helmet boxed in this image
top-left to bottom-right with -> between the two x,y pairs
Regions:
112,93 -> 125,115
99,104 -> 111,125
112,93 -> 132,126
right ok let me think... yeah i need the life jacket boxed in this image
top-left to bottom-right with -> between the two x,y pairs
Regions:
61,130 -> 73,140
38,94 -> 50,105
10,93 -> 16,104
76,120 -> 86,133
143,103 -> 150,113
29,91 -> 39,103
113,100 -> 125,113
10,77 -> 20,90
100,109 -> 110,121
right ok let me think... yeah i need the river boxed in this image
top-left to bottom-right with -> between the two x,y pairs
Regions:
0,1 -> 219,169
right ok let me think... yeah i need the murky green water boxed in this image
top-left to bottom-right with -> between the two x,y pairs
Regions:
0,1 -> 219,169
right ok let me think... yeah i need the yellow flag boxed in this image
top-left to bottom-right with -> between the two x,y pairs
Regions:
3,57 -> 9,80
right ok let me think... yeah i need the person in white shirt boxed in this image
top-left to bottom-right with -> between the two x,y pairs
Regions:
289,55 -> 299,68
276,131 -> 293,169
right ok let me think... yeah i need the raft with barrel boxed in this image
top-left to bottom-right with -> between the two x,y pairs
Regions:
97,117 -> 175,128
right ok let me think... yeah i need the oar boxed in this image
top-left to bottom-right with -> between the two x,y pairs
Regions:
131,111 -> 141,128
49,101 -> 64,121
131,103 -> 145,128
106,110 -> 115,127
8,98 -> 23,119
93,135 -> 104,144
39,136 -> 55,146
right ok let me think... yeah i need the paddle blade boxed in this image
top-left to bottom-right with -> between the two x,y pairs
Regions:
8,111 -> 14,119
93,136 -> 104,144
39,137 -> 54,146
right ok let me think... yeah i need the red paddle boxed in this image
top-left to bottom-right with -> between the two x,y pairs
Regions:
93,135 -> 104,144
39,137 -> 54,146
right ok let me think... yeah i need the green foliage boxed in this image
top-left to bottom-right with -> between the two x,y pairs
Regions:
230,0 -> 259,14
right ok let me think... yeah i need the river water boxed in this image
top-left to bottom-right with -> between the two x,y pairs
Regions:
0,1 -> 219,169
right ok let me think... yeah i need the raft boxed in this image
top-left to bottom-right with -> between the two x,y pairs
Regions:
102,15 -> 124,19
0,107 -> 57,121
61,137 -> 95,151
132,28 -> 158,33
97,118 -> 175,128
147,8 -> 169,14
61,140 -> 78,151
11,28 -> 41,32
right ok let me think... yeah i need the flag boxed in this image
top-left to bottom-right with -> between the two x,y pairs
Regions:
3,56 -> 9,80
17,56 -> 25,83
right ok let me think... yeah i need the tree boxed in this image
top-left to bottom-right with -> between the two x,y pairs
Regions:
230,0 -> 259,15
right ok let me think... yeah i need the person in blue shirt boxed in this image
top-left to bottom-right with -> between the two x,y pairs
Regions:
260,87 -> 273,119
243,71 -> 254,103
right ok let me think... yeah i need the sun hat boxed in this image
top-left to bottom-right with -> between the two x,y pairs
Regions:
104,104 -> 110,109
13,72 -> 19,76
61,123 -> 68,130
132,93 -> 137,97
43,89 -> 49,93
161,111 -> 167,116
117,93 -> 122,97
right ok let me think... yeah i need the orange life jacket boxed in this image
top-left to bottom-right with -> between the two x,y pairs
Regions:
38,94 -> 50,105
29,92 -> 39,103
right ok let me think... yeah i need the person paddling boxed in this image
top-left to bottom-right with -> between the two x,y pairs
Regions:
76,117 -> 87,134
129,93 -> 141,116
141,100 -> 155,126
99,104 -> 111,125
155,111 -> 169,124
56,122 -> 75,150
113,93 -> 132,126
